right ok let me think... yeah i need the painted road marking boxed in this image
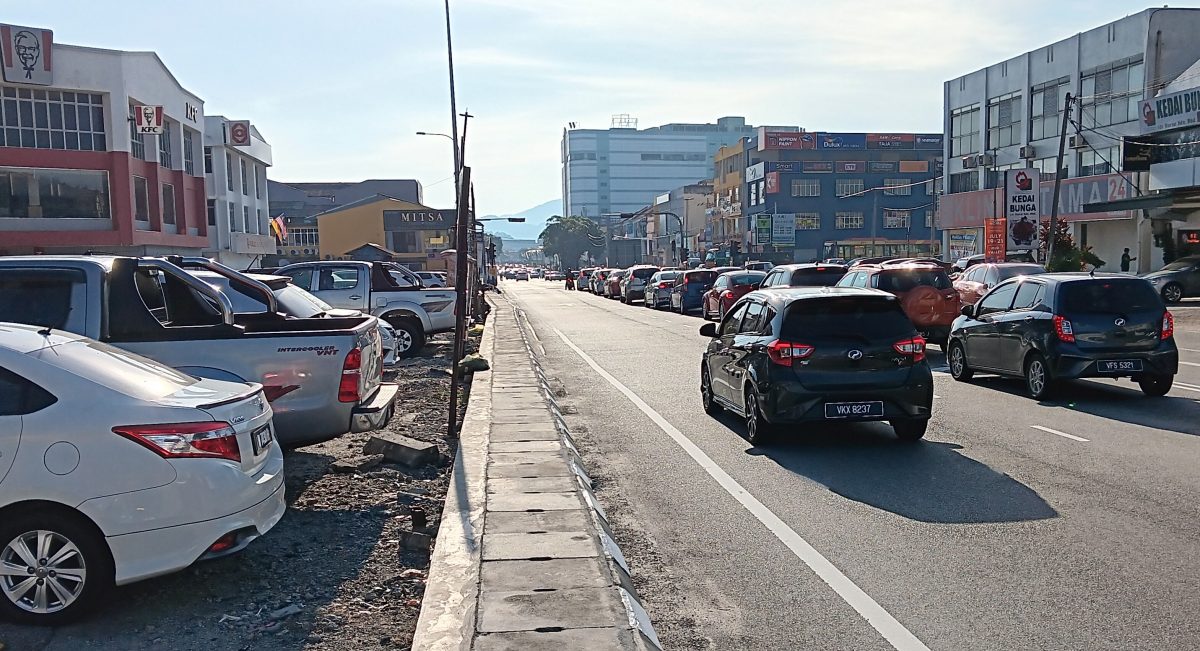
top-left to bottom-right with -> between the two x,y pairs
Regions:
933,394 -> 942,399
1030,425 -> 1089,442
1174,381 -> 1200,393
1178,348 -> 1200,353
1178,360 -> 1200,367
553,327 -> 932,651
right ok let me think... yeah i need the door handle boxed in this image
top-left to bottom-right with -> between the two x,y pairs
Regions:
349,295 -> 362,300
1023,316 -> 1034,321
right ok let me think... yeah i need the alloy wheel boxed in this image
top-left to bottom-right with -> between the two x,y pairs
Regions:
394,328 -> 414,353
1,530 -> 88,614
1163,283 -> 1183,303
1027,358 -> 1046,397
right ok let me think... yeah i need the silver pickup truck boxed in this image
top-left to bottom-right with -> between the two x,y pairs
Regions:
0,255 -> 398,448
277,260 -> 456,357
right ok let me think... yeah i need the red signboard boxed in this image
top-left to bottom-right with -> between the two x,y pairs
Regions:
984,218 -> 1007,263
937,173 -> 1135,230
867,133 -> 916,149
764,171 -> 780,194
760,130 -> 816,150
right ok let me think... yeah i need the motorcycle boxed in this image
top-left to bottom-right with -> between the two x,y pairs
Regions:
565,276 -> 575,290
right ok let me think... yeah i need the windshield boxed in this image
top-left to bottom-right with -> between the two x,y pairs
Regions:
1059,279 -> 1162,313
792,268 -> 846,286
632,268 -> 658,279
687,271 -> 718,284
274,284 -> 334,317
876,269 -> 952,291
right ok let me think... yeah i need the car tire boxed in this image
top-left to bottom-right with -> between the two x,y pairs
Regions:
1161,282 -> 1184,304
892,419 -> 928,441
744,386 -> 774,445
947,341 -> 974,381
0,510 -> 113,626
1024,353 -> 1055,400
701,366 -> 722,416
387,317 -> 426,358
1138,374 -> 1173,397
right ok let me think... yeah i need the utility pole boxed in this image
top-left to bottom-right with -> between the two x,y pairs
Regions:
447,166 -> 471,437
442,0 -> 461,205
871,188 -> 879,257
1047,93 -> 1073,265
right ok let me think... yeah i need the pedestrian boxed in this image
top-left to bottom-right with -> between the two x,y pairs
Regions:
1120,247 -> 1137,273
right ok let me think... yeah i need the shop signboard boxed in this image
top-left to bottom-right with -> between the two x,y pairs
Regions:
867,133 -> 916,149
898,160 -> 930,173
914,135 -> 944,150
818,133 -> 867,150
802,161 -> 834,173
835,161 -> 866,173
948,231 -> 978,261
384,209 -> 455,231
765,171 -> 780,194
936,173 -> 1134,230
227,120 -> 252,146
770,161 -> 800,173
0,24 -> 53,85
746,162 -> 766,182
755,215 -> 772,244
984,218 -> 1007,263
1005,169 -> 1040,250
134,105 -> 164,135
772,213 -> 796,246
1140,86 -> 1200,134
758,129 -> 817,150
868,161 -> 898,173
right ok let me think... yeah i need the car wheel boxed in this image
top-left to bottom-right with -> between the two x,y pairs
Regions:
701,366 -> 722,415
892,419 -> 928,441
387,317 -> 425,357
1138,374 -> 1173,397
947,341 -> 974,381
1024,353 -> 1054,399
744,387 -> 774,445
0,511 -> 113,626
1161,282 -> 1184,304
621,294 -> 628,304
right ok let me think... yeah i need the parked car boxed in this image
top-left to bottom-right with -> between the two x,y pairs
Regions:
670,268 -> 724,314
621,265 -> 661,303
577,268 -> 596,290
948,274 -> 1178,398
698,288 -> 933,444
953,263 -> 1047,306
838,261 -> 960,345
823,258 -> 848,265
601,269 -> 626,298
0,323 -> 286,624
952,251 -> 1038,274
645,270 -> 682,308
1143,254 -> 1200,304
759,263 -> 847,289
514,270 -> 530,281
743,261 -> 774,272
702,270 -> 767,320
0,256 -> 395,449
589,269 -> 612,294
414,271 -> 448,288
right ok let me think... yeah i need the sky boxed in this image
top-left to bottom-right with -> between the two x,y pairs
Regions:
11,0 -> 1181,216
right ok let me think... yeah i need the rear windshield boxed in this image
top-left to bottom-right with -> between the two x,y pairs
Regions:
996,265 -> 1045,281
686,271 -> 718,284
781,298 -> 915,341
632,268 -> 658,279
1059,279 -> 1162,313
729,272 -> 765,287
876,269 -> 952,291
791,268 -> 845,286
657,271 -> 681,282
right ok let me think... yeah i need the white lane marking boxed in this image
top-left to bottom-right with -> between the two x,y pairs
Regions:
1178,348 -> 1200,353
1174,381 -> 1200,393
552,327 -> 932,651
1178,360 -> 1200,367
1029,425 -> 1089,442
933,394 -> 942,399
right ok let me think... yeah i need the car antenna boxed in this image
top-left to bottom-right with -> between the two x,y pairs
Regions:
37,326 -> 52,336
1089,267 -> 1095,277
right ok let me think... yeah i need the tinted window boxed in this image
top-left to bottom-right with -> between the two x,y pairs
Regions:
978,282 -> 1018,314
0,268 -> 83,329
740,302 -> 767,334
781,298 -> 914,341
996,264 -> 1045,281
632,268 -> 657,279
0,367 -> 56,416
283,267 -> 314,290
1011,281 -> 1044,310
319,267 -> 359,290
719,302 -> 748,336
730,272 -> 765,287
1059,279 -> 1162,313
876,269 -> 952,292
688,271 -> 718,284
791,268 -> 845,286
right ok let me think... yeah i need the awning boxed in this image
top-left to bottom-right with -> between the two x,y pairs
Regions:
1085,188 -> 1200,217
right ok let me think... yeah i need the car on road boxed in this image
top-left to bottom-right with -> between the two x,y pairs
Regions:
947,274 -> 1178,398
621,265 -> 661,303
670,268 -> 732,314
759,263 -> 847,289
743,261 -> 774,272
514,269 -> 530,281
1143,255 -> 1200,304
589,268 -> 612,294
698,287 -> 933,444
414,271 -> 448,288
0,323 -> 285,624
702,270 -> 766,320
604,269 -> 627,299
953,262 -> 1046,306
644,270 -> 682,308
576,268 -> 595,290
838,261 -> 960,345
951,251 -> 1037,274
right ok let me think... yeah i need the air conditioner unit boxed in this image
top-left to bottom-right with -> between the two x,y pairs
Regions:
978,153 -> 995,167
961,155 -> 978,169
1069,135 -> 1087,149
1019,145 -> 1036,159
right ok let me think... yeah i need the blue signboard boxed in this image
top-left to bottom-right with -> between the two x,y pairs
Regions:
818,133 -> 867,150
915,134 -> 943,150
768,161 -> 801,173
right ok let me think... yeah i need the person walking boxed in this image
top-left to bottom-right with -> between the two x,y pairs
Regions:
1120,248 -> 1137,273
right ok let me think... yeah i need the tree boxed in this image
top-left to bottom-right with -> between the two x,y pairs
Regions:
539,215 -> 603,268
1040,220 -> 1105,272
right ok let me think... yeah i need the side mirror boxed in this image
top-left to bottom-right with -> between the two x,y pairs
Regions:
699,322 -> 718,338
960,304 -> 975,318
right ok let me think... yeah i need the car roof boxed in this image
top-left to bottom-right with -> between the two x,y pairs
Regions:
0,322 -> 90,354
718,269 -> 766,277
772,263 -> 848,271
1032,272 -> 1146,284
854,261 -> 946,271
747,286 -> 894,305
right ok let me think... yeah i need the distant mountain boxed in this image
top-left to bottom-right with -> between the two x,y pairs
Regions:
479,198 -> 561,240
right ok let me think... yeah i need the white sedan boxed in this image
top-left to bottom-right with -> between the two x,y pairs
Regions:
0,323 -> 285,624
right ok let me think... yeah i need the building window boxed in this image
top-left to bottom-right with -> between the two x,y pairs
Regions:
923,211 -> 934,228
204,146 -> 213,174
835,212 -> 864,229
242,205 -> 251,232
987,92 -> 1022,148
986,162 -> 1021,189
791,179 -> 820,197
795,213 -> 821,230
226,153 -> 234,191
158,121 -> 173,168
883,209 -> 910,229
133,176 -> 149,222
240,159 -> 248,196
882,178 -> 912,196
835,178 -> 864,197
253,165 -> 261,198
129,107 -> 145,160
206,199 -> 216,226
951,104 -> 981,156
258,208 -> 266,231
0,167 -> 111,219
1079,146 -> 1119,177
182,129 -> 195,175
1080,58 -> 1144,129
1033,156 -> 1060,181
949,171 -> 978,194
160,183 -> 176,225
0,86 -> 106,151
228,203 -> 237,232
287,227 -> 318,247
1030,77 -> 1069,141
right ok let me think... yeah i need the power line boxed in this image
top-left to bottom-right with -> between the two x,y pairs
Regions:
1068,118 -> 1142,197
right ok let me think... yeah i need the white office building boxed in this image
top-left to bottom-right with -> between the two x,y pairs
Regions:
203,115 -> 274,268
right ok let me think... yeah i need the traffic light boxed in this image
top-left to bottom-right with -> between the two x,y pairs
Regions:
731,240 -> 741,255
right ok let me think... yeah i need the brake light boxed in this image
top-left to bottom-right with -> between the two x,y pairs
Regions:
1162,311 -> 1174,340
113,422 -> 241,463
1053,315 -> 1075,343
893,336 -> 927,363
722,291 -> 735,300
339,347 -> 362,403
766,340 -> 814,367
658,282 -> 670,288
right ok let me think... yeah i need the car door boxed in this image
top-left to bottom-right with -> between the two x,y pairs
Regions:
708,302 -> 749,404
992,280 -> 1046,373
956,266 -> 985,305
967,281 -> 1019,371
279,265 -> 316,293
708,276 -> 728,314
732,301 -> 771,408
0,366 -> 56,486
314,265 -> 366,309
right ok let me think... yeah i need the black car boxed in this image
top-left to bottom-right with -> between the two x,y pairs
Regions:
698,287 -> 934,444
947,274 -> 1178,398
758,263 -> 848,289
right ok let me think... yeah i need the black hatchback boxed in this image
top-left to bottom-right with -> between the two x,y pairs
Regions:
699,287 -> 934,444
947,273 -> 1178,398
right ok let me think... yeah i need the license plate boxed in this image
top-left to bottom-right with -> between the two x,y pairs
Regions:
1098,359 -> 1142,373
824,401 -> 885,419
252,424 -> 274,454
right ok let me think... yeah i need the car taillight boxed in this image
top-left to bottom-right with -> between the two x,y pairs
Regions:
766,340 -> 814,367
893,336 -> 927,363
340,347 -> 362,403
1162,311 -> 1174,340
722,291 -> 735,300
113,421 -> 241,463
1053,315 -> 1075,343
659,282 -> 670,288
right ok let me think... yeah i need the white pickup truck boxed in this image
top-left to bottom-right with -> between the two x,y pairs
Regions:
277,260 -> 456,357
0,255 -> 398,448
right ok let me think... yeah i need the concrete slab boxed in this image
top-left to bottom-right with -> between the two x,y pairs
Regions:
487,460 -> 572,479
490,440 -> 563,453
487,491 -> 582,512
481,558 -> 611,592
487,476 -> 578,494
488,451 -> 564,466
473,627 -> 635,651
482,531 -> 598,561
477,587 -> 628,633
490,426 -> 559,442
484,509 -> 593,535
491,413 -> 555,425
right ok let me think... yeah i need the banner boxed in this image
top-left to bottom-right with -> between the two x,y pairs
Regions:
835,161 -> 866,173
755,215 -> 772,244
772,213 -> 796,246
765,171 -> 780,194
984,218 -> 1007,263
948,231 -> 978,260
1005,169 -> 1040,250
819,133 -> 867,150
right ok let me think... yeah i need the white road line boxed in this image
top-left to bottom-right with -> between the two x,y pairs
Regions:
552,327 -> 932,651
1179,360 -> 1200,367
1178,348 -> 1200,353
1029,425 -> 1089,442
933,394 -> 942,399
1174,381 -> 1200,393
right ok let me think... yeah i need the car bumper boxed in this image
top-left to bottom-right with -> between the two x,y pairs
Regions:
764,371 -> 934,425
1051,346 -> 1179,379
352,382 -> 399,432
627,288 -> 645,299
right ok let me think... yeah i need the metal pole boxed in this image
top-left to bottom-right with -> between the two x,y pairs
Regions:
871,189 -> 878,257
442,0 -> 461,202
448,166 -> 471,437
1047,92 -> 1073,265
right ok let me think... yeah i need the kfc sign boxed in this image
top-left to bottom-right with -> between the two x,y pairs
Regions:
134,106 -> 164,135
0,24 -> 52,86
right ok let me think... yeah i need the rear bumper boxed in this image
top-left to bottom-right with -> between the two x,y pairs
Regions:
1051,346 -> 1178,379
352,382 -> 399,432
763,368 -> 934,425
627,288 -> 645,299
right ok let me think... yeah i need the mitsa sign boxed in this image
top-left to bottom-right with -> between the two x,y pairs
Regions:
1005,169 -> 1040,250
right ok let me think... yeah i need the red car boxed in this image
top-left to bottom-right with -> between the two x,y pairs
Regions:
837,261 -> 960,345
953,262 -> 1046,305
701,270 -> 766,320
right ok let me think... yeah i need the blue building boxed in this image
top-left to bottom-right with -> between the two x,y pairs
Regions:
742,130 -> 943,261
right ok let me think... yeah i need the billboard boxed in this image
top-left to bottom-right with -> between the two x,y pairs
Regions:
0,24 -> 53,86
759,128 -> 817,150
1005,169 -> 1040,250
867,133 -> 916,149
937,173 -> 1134,230
765,171 -> 780,194
836,161 -> 866,173
772,213 -> 796,246
819,133 -> 867,150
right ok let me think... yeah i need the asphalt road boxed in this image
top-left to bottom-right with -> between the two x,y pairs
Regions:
499,280 -> 1200,651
